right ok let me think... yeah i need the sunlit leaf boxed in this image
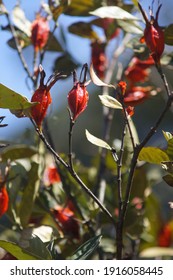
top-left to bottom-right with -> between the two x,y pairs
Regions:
163,174 -> 173,187
19,231 -> 52,260
19,162 -> 40,227
86,129 -> 111,150
164,24 -> 173,46
163,131 -> 173,160
163,130 -> 173,141
68,21 -> 99,39
0,83 -> 37,115
131,0 -> 138,6
99,95 -> 122,109
117,19 -> 143,34
0,145 -> 37,161
140,247 -> 173,258
0,240 -> 38,260
64,0 -> 101,16
90,6 -> 140,21
138,147 -> 169,164
71,235 -> 102,259
90,64 -> 115,87
12,5 -> 31,37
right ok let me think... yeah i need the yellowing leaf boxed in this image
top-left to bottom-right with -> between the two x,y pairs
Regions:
86,129 -> 111,150
99,95 -> 122,110
138,147 -> 169,164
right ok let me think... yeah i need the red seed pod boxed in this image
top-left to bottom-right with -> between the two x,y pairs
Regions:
68,64 -> 89,121
53,206 -> 80,240
0,186 -> 9,217
91,41 -> 107,79
31,15 -> 49,52
31,65 -> 65,128
138,2 -> 164,64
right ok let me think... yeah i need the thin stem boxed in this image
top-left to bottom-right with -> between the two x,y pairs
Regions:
5,11 -> 34,83
68,117 -> 75,172
31,119 -> 116,229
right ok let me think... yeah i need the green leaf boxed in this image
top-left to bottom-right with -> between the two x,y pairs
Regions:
19,232 -> 52,260
163,131 -> 173,160
19,162 -> 40,227
0,83 -> 37,114
90,6 -> 140,21
86,129 -> 111,150
7,31 -> 31,49
163,174 -> 173,187
12,5 -> 31,37
71,235 -> 102,260
0,145 -> 37,161
68,21 -> 99,39
0,240 -> 39,260
90,64 -> 115,88
164,24 -> 173,46
53,53 -> 78,77
64,0 -> 101,16
47,33 -> 63,52
138,147 -> 169,164
99,95 -> 122,109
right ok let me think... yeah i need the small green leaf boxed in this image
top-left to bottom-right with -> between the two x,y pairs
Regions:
7,31 -> 31,49
163,131 -> 173,160
53,53 -> 78,77
86,129 -> 111,150
164,24 -> 173,46
138,147 -> 169,164
90,6 -> 140,21
163,174 -> 173,187
0,240 -> 39,260
0,83 -> 37,113
90,64 -> 115,88
71,235 -> 102,260
99,95 -> 122,109
12,5 -> 31,37
163,130 -> 173,141
68,21 -> 99,39
0,145 -> 37,161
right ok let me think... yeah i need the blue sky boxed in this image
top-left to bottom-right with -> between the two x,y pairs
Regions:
0,0 -> 173,141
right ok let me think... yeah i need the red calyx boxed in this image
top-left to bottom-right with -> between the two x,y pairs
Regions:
138,2 -> 164,64
91,41 -> 107,79
31,15 -> 50,52
68,64 -> 89,121
31,65 -> 65,129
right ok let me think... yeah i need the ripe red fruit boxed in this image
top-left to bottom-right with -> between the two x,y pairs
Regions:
0,186 -> 9,217
53,206 -> 80,240
68,64 -> 89,121
138,2 -> 164,64
31,15 -> 49,52
31,65 -> 65,128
